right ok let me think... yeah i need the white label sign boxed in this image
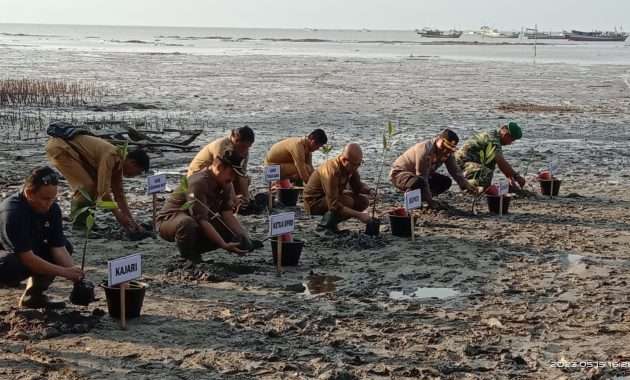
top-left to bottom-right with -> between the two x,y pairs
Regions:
404,189 -> 422,210
269,212 -> 295,236
108,254 -> 142,287
498,180 -> 510,196
147,174 -> 167,195
548,161 -> 559,177
264,165 -> 281,182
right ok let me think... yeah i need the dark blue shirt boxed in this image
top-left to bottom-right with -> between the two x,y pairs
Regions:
0,192 -> 65,261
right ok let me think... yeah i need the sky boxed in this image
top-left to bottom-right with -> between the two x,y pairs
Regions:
0,0 -> 628,31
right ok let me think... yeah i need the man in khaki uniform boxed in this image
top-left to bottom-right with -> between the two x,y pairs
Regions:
390,129 -> 477,209
158,150 -> 255,262
187,127 -> 254,207
46,134 -> 149,233
264,129 -> 327,183
304,144 -> 375,232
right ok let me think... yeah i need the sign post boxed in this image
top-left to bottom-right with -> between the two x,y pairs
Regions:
404,189 -> 422,242
147,174 -> 167,231
269,212 -> 295,275
108,254 -> 142,330
498,180 -> 509,217
265,165 -> 281,212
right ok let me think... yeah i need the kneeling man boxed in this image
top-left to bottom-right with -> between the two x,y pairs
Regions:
390,129 -> 476,209
304,143 -> 375,232
158,151 -> 255,262
264,129 -> 327,183
0,167 -> 84,308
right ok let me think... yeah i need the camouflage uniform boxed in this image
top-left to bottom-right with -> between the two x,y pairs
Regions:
454,129 -> 503,188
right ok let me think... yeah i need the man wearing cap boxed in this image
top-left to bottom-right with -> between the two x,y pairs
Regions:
264,129 -> 328,183
46,133 -> 150,233
0,167 -> 84,308
455,122 -> 526,189
390,129 -> 478,209
187,127 -> 255,212
158,150 -> 255,262
304,143 -> 376,232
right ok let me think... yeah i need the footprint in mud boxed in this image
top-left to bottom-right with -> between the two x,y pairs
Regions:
0,308 -> 104,341
164,257 -> 263,282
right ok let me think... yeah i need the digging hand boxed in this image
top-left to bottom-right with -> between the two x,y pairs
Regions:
357,212 -> 372,224
63,266 -> 85,282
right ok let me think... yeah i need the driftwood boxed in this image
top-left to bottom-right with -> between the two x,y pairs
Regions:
93,126 -> 203,151
105,139 -> 199,151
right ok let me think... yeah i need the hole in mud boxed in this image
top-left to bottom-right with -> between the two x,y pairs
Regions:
303,275 -> 342,295
389,287 -> 460,301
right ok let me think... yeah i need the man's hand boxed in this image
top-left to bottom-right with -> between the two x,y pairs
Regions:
513,174 -> 526,188
223,242 -> 247,256
357,212 -> 372,224
61,266 -> 85,282
463,182 -> 479,195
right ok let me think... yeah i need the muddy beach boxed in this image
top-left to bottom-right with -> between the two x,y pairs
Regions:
1,46 -> 630,380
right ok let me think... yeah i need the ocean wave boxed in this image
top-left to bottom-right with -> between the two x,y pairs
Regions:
0,32 -> 60,37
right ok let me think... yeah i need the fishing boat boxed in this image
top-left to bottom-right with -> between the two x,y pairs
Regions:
416,28 -> 463,38
566,30 -> 628,42
524,28 -> 565,40
479,26 -> 519,39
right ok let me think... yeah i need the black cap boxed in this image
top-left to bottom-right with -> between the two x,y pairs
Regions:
218,150 -> 246,177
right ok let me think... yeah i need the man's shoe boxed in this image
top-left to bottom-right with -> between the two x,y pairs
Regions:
19,293 -> 66,309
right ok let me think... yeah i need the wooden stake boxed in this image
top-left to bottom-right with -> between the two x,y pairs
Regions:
268,183 -> 273,211
276,239 -> 283,276
411,214 -> 415,242
499,195 -> 504,217
152,193 -> 157,232
120,282 -> 127,330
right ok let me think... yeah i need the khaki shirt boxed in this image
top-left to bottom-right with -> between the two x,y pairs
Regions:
157,169 -> 235,224
390,138 -> 468,190
49,135 -> 122,199
264,137 -> 312,180
304,156 -> 363,213
187,136 -> 249,177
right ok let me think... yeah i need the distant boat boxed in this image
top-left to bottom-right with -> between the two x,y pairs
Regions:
479,26 -> 519,39
524,28 -> 566,40
416,28 -> 463,38
566,30 -> 628,42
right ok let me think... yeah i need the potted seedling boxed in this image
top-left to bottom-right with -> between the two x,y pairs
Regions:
538,165 -> 561,197
469,143 -> 512,215
69,188 -> 118,306
366,121 -> 397,236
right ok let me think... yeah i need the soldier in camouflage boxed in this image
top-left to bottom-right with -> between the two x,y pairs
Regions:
455,122 -> 526,189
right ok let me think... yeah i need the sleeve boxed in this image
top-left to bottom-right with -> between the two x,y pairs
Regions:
5,210 -> 33,254
188,180 -> 210,223
47,204 -> 66,248
321,167 -> 343,213
445,155 -> 468,188
96,153 -> 119,199
289,141 -> 310,181
221,184 -> 236,212
349,171 -> 364,194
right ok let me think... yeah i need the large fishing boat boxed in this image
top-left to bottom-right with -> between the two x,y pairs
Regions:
566,30 -> 628,42
479,26 -> 519,39
415,28 -> 463,38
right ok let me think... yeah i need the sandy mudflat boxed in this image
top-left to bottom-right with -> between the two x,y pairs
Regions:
1,49 -> 630,379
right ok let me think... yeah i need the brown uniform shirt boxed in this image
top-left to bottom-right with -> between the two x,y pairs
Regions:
47,135 -> 122,199
187,136 -> 249,177
264,137 -> 313,180
304,156 -> 363,213
157,169 -> 235,224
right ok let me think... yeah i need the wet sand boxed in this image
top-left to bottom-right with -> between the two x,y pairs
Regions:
1,49 -> 630,379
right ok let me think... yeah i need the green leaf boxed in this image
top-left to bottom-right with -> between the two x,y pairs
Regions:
77,188 -> 94,204
479,150 -> 486,164
181,200 -> 194,210
118,141 -> 129,160
387,121 -> 395,137
179,175 -> 189,193
382,134 -> 387,150
70,206 -> 91,223
96,200 -> 118,210
321,144 -> 333,154
85,212 -> 95,234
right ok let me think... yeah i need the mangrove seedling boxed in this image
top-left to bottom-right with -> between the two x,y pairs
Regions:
371,121 -> 397,219
471,143 -> 497,215
321,144 -> 333,160
69,188 -> 118,306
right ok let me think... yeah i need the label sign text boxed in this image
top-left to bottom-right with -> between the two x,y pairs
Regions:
265,165 -> 281,182
404,189 -> 422,210
269,212 -> 295,236
108,254 -> 142,287
147,174 -> 167,195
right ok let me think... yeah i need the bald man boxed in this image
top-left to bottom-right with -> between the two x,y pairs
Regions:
304,144 -> 375,232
